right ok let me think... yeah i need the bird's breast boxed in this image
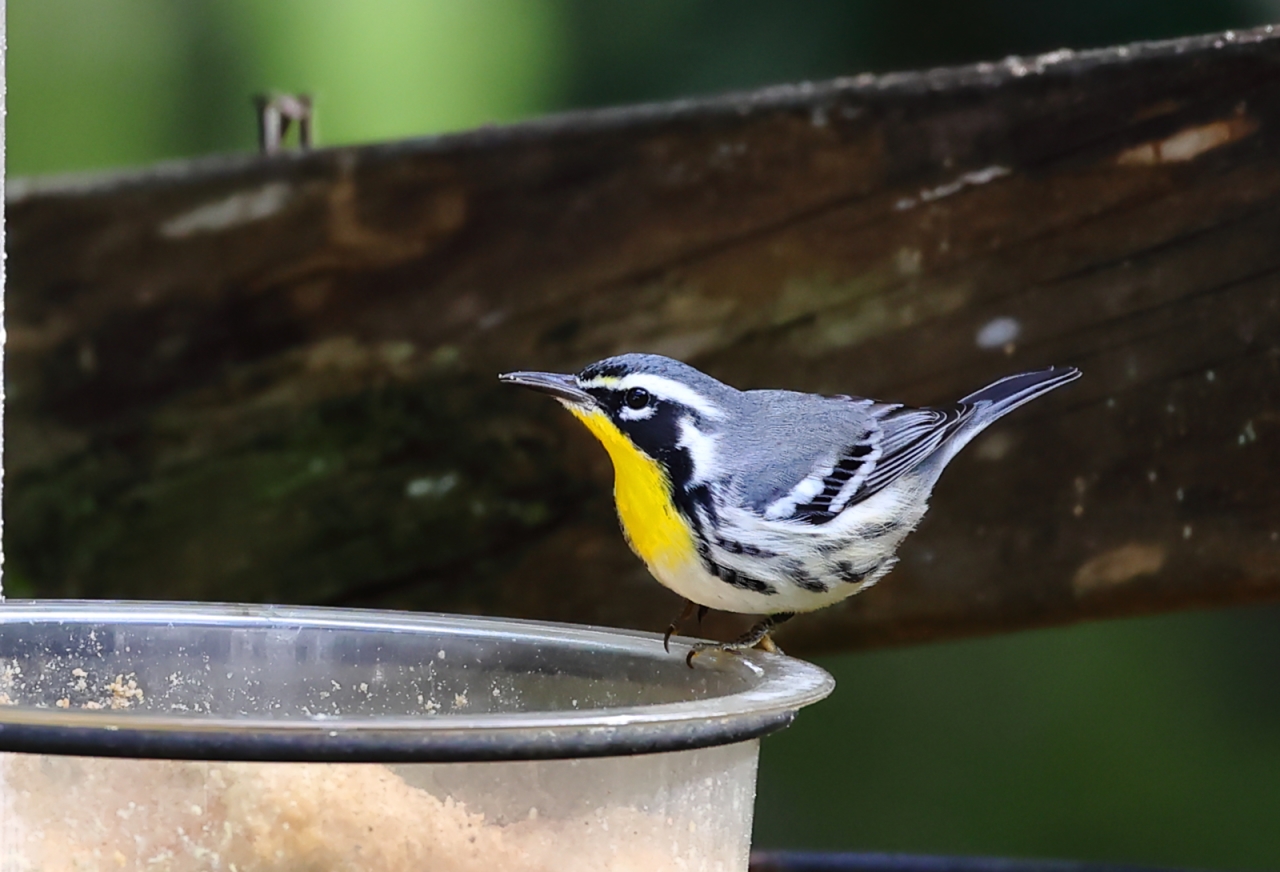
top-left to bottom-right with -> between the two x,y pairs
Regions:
567,407 -> 700,576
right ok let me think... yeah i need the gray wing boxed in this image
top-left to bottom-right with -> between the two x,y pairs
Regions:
726,390 -> 964,524
784,405 -> 975,523
772,366 -> 1080,524
727,390 -> 879,518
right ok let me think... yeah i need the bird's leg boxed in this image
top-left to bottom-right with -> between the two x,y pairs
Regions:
686,613 -> 795,667
664,600 -> 699,653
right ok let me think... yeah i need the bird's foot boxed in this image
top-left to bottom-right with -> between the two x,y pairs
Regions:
685,613 -> 794,667
756,634 -> 784,655
663,600 -> 709,652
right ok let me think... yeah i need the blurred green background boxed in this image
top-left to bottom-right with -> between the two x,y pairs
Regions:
11,0 -> 1280,176
7,1 -> 1280,869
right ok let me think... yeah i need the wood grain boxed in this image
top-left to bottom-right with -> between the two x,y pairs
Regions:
7,27 -> 1280,653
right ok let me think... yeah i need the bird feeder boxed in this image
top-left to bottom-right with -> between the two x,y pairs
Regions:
0,600 -> 831,870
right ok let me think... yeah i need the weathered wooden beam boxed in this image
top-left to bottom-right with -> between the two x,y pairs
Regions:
6,27 -> 1280,654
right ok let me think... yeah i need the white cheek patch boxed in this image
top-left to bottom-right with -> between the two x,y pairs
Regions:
616,374 -> 726,421
677,418 -> 720,484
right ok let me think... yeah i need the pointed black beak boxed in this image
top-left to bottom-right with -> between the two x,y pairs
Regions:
499,370 -> 595,406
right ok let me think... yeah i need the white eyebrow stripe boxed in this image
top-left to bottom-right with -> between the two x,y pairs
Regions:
578,376 -> 622,389
615,374 -> 727,420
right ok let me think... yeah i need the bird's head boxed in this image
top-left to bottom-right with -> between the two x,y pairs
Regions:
500,353 -> 733,489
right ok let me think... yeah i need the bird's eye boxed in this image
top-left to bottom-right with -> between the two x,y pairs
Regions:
624,387 -> 652,410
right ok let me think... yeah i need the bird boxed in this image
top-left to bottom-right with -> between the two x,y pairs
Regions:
500,354 -> 1080,665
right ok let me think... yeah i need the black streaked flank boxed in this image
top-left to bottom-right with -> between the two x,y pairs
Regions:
864,518 -> 903,538
788,564 -> 829,593
834,560 -> 872,584
716,536 -> 776,558
708,561 -> 776,594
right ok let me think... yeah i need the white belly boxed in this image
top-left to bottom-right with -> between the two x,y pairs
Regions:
647,479 -> 929,616
651,554 -> 870,615
649,558 -> 792,613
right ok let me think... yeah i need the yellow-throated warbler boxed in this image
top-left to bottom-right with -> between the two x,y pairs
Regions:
501,354 -> 1080,663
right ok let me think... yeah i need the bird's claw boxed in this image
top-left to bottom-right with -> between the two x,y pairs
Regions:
683,640 -> 749,669
684,640 -> 726,668
683,614 -> 793,667
683,635 -> 783,668
664,601 -> 704,653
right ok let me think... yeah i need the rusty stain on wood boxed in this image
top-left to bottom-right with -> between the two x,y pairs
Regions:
5,27 -> 1280,653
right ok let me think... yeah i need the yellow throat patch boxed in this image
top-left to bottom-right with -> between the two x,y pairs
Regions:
567,406 -> 697,575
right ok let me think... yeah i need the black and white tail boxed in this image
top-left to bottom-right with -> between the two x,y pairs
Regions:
960,366 -> 1082,422
931,365 -> 1081,468
851,366 -> 1080,504
913,366 -> 1082,478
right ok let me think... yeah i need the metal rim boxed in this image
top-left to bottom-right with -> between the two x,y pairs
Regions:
0,600 -> 834,762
